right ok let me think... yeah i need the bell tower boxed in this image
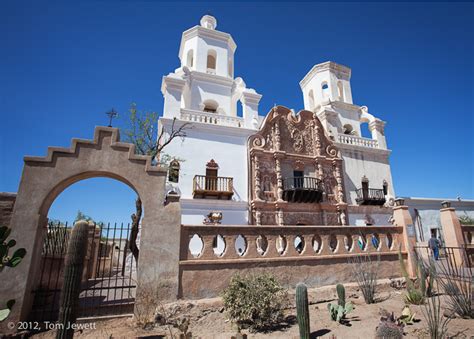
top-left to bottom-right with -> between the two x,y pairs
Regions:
161,15 -> 261,128
300,61 -> 354,111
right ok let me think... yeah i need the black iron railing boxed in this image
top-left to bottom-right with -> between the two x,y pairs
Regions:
282,177 -> 323,203
355,188 -> 386,205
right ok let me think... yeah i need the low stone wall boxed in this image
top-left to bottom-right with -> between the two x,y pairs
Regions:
178,225 -> 405,298
0,192 -> 16,227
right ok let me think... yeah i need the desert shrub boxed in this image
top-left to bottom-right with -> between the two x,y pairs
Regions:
399,250 -> 436,305
221,273 -> 288,332
435,259 -> 473,318
349,254 -> 379,304
421,294 -> 451,339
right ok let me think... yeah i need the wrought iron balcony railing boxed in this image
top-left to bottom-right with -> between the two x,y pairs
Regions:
355,188 -> 386,206
193,175 -> 234,200
282,177 -> 324,203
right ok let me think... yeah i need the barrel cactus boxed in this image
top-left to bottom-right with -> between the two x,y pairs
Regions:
56,220 -> 90,339
296,283 -> 310,339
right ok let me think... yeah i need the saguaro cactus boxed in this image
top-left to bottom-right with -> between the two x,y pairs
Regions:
56,220 -> 90,339
296,283 -> 310,339
336,283 -> 346,307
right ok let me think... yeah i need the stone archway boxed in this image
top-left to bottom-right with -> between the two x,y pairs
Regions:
1,127 -> 181,328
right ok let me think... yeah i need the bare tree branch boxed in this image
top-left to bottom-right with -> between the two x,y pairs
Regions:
122,103 -> 192,164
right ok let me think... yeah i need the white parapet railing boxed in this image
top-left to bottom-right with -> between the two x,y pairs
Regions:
180,109 -> 245,128
337,134 -> 379,149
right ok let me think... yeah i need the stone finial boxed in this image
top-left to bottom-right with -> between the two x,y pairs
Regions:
441,200 -> 451,209
206,159 -> 219,169
200,15 -> 217,30
394,198 -> 405,206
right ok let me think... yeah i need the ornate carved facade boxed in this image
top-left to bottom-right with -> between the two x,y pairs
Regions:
248,106 -> 348,226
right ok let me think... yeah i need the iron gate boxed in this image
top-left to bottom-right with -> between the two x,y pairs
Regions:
29,221 -> 137,324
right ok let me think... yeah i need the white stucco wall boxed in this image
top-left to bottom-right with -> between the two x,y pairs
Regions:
181,199 -> 249,225
404,197 -> 474,242
339,147 -> 395,205
159,118 -> 255,225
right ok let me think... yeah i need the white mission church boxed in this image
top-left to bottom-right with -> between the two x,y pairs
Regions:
158,15 -> 473,236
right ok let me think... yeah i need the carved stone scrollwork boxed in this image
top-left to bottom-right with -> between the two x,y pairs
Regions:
275,157 -> 283,201
252,135 -> 265,148
274,122 -> 281,151
255,210 -> 262,226
254,155 -> 262,201
333,160 -> 345,203
314,122 -> 322,156
277,209 -> 284,226
326,145 -> 338,157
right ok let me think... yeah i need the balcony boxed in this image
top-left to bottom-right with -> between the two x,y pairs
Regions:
355,188 -> 386,206
282,177 -> 324,203
193,175 -> 234,200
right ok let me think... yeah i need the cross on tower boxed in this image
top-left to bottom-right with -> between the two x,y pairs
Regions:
106,108 -> 118,127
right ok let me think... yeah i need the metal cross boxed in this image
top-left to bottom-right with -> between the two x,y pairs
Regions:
106,108 -> 118,127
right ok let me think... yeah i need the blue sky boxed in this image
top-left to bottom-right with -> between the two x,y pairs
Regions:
1,2 -> 473,223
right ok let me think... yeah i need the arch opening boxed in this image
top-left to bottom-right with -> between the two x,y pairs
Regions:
207,50 -> 217,73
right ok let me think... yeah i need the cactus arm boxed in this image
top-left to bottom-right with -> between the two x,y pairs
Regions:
336,284 -> 346,307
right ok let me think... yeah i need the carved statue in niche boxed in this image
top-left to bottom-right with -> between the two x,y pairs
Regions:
322,166 -> 338,203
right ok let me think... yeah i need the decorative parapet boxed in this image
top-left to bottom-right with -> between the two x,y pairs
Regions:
23,126 -> 167,175
180,224 -> 403,263
180,108 -> 246,128
337,134 -> 379,149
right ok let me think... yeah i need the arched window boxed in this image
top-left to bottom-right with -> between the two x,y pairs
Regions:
168,160 -> 180,183
337,81 -> 344,101
186,49 -> 194,68
308,90 -> 315,109
321,82 -> 329,98
202,99 -> 218,113
207,50 -> 217,72
343,124 -> 353,135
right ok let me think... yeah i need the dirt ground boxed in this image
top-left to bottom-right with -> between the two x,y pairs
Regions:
31,281 -> 474,339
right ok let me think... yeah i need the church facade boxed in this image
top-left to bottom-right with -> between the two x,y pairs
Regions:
159,15 -> 395,226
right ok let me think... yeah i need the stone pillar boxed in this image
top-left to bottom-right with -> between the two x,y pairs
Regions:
277,208 -> 284,226
161,75 -> 186,119
275,155 -> 283,202
254,154 -> 262,201
241,90 -> 262,129
439,201 -> 467,266
134,196 -> 181,322
333,160 -> 345,203
392,198 -> 417,278
369,119 -> 387,149
255,210 -> 262,226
